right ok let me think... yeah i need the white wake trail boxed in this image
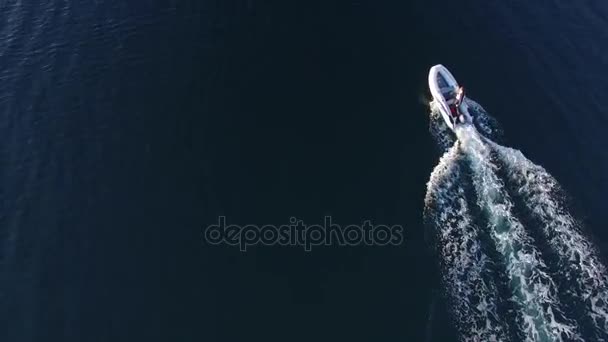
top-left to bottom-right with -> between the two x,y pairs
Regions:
425,144 -> 510,342
429,99 -> 502,153
429,101 -> 456,152
457,125 -> 582,342
491,141 -> 608,340
464,98 -> 503,141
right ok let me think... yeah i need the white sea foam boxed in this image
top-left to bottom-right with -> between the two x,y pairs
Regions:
464,98 -> 503,141
425,95 -> 608,340
429,101 -> 456,153
456,125 -> 582,341
425,144 -> 510,341
491,141 -> 608,340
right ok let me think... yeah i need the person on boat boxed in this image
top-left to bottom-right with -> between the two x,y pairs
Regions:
446,86 -> 465,124
455,86 -> 465,107
449,103 -> 459,118
454,87 -> 466,119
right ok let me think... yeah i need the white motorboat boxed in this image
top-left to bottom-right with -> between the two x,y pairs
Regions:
428,64 -> 472,131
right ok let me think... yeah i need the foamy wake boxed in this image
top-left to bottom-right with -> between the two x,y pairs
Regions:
426,97 -> 608,341
429,101 -> 456,153
491,141 -> 608,340
429,99 -> 501,152
464,98 -> 503,141
457,125 -> 582,342
425,144 -> 509,341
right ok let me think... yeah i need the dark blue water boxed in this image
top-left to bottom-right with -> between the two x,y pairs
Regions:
2,1 -> 608,341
